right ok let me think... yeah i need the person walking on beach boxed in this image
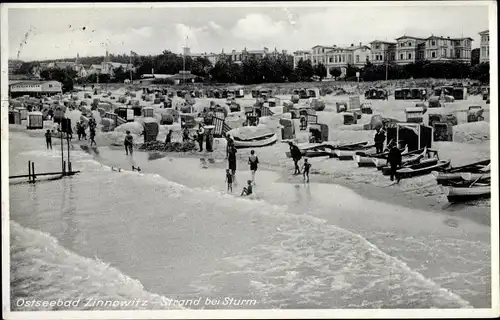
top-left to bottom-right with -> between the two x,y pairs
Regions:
124,130 -> 134,155
45,130 -> 52,150
288,142 -> 302,174
76,122 -> 82,140
225,169 -> 233,192
302,158 -> 311,182
89,128 -> 97,147
248,150 -> 259,185
387,143 -> 402,182
197,124 -> 205,152
374,127 -> 386,154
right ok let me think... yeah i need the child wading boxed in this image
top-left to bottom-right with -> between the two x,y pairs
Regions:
225,169 -> 233,192
241,180 -> 253,196
248,150 -> 259,185
45,130 -> 52,150
302,158 -> 311,182
124,130 -> 134,155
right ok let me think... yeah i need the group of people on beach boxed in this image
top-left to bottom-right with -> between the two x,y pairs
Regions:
224,134 -> 259,196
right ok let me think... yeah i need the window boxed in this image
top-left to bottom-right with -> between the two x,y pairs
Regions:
49,84 -> 53,88
408,53 -> 412,60
356,55 -> 360,63
431,52 -> 436,58
409,42 -> 412,46
400,53 -> 404,60
375,44 -> 380,49
431,40 -> 436,46
329,57 -> 333,63
342,55 -> 345,62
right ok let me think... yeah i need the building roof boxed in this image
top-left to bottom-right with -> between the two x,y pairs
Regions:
370,40 -> 397,45
426,35 -> 473,41
479,30 -> 489,35
312,45 -> 335,49
395,36 -> 426,41
9,80 -> 61,86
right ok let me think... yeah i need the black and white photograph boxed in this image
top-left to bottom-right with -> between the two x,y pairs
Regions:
1,1 -> 498,319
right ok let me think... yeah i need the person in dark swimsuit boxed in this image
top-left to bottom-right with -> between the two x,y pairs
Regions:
124,130 -> 134,155
228,146 -> 237,184
302,158 -> 311,182
248,150 -> 259,185
45,130 -> 52,150
241,180 -> 253,196
225,169 -> 233,192
165,129 -> 173,145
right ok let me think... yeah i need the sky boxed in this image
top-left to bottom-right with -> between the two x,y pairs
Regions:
6,2 -> 492,62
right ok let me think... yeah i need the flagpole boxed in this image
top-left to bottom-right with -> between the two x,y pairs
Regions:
183,36 -> 187,85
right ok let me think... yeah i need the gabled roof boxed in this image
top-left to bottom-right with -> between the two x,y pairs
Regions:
312,45 -> 335,49
370,40 -> 397,45
395,36 -> 426,41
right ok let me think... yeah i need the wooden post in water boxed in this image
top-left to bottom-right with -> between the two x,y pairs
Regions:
66,134 -> 70,173
28,161 -> 32,182
60,130 -> 64,172
31,162 -> 36,182
63,160 -> 66,175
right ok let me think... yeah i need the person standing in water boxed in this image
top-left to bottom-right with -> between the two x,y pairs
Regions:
288,142 -> 302,174
45,130 -> 52,150
225,169 -> 233,192
124,130 -> 134,155
248,150 -> 259,185
228,145 -> 237,184
302,158 -> 311,182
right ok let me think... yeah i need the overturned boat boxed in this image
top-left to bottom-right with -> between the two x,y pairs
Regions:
445,184 -> 491,203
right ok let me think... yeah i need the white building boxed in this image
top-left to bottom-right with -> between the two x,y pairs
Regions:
479,30 -> 490,63
9,80 -> 62,98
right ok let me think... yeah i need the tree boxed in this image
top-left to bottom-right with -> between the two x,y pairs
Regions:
314,63 -> 327,81
329,67 -> 342,80
40,67 -> 77,92
471,48 -> 480,66
16,62 -> 37,75
112,66 -> 129,83
295,59 -> 314,81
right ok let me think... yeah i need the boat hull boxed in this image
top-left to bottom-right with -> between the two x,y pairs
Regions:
445,186 -> 491,203
395,160 -> 450,179
234,133 -> 277,149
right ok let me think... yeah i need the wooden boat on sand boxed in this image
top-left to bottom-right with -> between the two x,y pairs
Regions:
445,184 -> 491,203
395,159 -> 450,180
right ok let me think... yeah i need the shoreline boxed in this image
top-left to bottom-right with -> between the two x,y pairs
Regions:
106,143 -> 490,227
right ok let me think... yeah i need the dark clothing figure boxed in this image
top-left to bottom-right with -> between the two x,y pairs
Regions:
124,133 -> 134,155
226,137 -> 235,158
248,154 -> 259,184
76,123 -> 82,140
374,129 -> 386,154
45,131 -> 52,150
228,150 -> 237,180
165,130 -> 172,145
90,129 -> 96,147
289,144 -> 302,174
241,181 -> 253,196
197,127 -> 205,152
206,131 -> 213,152
387,146 -> 402,182
225,171 -> 233,192
302,161 -> 311,182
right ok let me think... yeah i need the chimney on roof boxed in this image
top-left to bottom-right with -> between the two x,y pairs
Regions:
351,43 -> 354,47
359,42 -> 362,47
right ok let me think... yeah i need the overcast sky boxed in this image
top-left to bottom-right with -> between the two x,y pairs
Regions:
6,2 -> 491,61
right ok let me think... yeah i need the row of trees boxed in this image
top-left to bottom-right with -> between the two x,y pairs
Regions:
13,51 -> 490,90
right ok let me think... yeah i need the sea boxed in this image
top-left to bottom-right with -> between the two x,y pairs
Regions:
8,131 -> 491,310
